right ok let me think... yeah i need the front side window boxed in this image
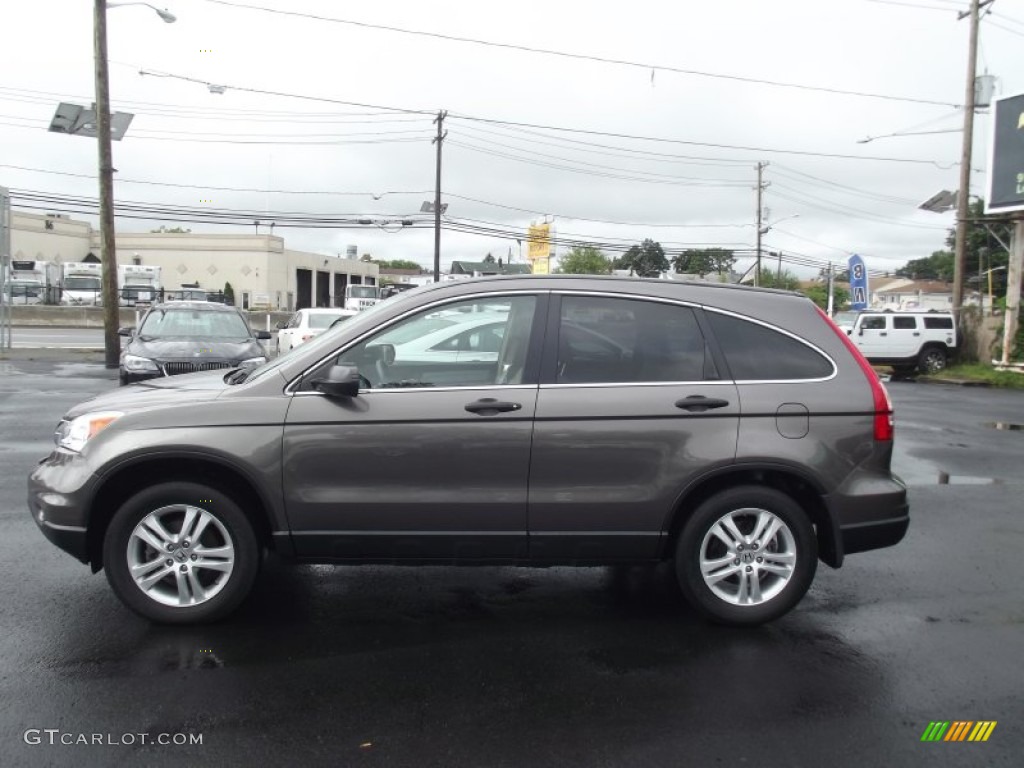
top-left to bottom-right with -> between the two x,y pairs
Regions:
333,296 -> 536,389
707,312 -> 833,381
556,296 -> 710,384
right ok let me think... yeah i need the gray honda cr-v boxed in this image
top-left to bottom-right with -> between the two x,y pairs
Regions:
29,276 -> 908,626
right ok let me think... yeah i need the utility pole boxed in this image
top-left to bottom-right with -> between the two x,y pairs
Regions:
826,262 -> 835,316
432,110 -> 447,283
754,162 -> 768,287
95,0 -> 120,368
999,218 -> 1023,366
952,0 -> 992,312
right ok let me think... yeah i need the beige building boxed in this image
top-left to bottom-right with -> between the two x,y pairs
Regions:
10,211 -> 379,311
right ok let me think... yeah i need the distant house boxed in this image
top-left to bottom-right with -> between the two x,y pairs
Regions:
869,278 -> 954,310
449,260 -> 532,278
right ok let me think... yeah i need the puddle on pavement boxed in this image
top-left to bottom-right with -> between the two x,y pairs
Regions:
893,453 -> 1004,486
984,422 -> 1024,432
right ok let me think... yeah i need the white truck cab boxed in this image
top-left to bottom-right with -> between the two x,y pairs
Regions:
849,310 -> 957,373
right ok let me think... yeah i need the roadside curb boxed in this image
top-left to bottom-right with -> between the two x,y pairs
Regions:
0,348 -> 107,363
914,376 -> 992,388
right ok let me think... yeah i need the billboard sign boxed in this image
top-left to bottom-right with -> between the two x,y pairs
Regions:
986,90 -> 1024,214
848,253 -> 869,310
527,223 -> 551,261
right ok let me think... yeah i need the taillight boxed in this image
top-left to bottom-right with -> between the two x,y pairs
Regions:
815,305 -> 893,441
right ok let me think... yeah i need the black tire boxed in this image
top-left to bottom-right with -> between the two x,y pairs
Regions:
103,481 -> 260,624
918,346 -> 947,374
675,486 -> 817,626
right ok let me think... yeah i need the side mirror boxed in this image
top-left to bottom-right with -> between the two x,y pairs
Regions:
117,327 -> 134,337
312,364 -> 361,398
858,328 -> 864,336
275,322 -> 287,330
256,330 -> 273,340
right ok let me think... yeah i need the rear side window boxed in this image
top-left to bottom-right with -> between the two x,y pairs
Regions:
707,312 -> 833,381
557,296 -> 713,383
893,316 -> 917,329
924,316 -> 954,329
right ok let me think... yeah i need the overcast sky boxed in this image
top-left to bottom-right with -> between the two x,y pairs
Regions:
2,0 -> 1022,277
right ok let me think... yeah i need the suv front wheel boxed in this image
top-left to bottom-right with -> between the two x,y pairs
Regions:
103,482 -> 260,623
675,486 -> 817,626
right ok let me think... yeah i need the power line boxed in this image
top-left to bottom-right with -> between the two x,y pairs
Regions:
203,0 -> 961,108
0,163 -> 432,198
447,139 -> 750,187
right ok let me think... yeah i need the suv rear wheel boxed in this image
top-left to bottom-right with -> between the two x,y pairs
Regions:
918,346 -> 947,374
103,482 -> 259,623
675,486 -> 817,626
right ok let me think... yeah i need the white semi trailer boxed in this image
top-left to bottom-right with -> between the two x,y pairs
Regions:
118,264 -> 162,307
8,260 -> 59,304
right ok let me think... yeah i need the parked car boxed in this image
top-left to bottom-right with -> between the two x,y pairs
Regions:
847,310 -> 957,374
117,301 -> 272,385
276,308 -> 356,354
30,276 -> 907,626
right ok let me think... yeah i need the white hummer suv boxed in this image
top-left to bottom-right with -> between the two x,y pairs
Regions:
848,310 -> 957,373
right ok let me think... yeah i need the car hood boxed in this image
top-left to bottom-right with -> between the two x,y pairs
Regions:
65,369 -> 231,419
125,337 -> 264,360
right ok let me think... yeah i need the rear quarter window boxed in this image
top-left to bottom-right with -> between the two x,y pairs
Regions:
893,316 -> 917,329
923,316 -> 954,329
707,311 -> 834,381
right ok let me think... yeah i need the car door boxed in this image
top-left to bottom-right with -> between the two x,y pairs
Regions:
853,314 -> 888,359
528,293 -> 739,561
890,314 -> 919,357
282,293 -> 545,561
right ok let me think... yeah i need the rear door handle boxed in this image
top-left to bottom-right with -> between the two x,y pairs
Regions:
465,398 -> 522,415
675,395 -> 730,412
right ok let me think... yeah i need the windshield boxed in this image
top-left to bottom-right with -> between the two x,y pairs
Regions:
139,308 -> 252,338
348,286 -> 378,299
64,277 -> 101,290
309,313 -> 344,329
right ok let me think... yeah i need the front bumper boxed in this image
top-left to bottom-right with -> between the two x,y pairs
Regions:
28,451 -> 95,564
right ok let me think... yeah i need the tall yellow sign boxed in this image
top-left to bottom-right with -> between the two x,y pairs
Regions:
527,223 -> 551,261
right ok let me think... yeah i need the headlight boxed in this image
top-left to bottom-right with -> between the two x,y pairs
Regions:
55,411 -> 123,453
122,354 -> 158,372
240,356 -> 267,366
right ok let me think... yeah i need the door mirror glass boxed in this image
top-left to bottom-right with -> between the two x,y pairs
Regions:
313,363 -> 361,398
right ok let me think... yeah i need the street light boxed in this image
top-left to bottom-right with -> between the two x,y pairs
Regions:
93,0 -> 175,367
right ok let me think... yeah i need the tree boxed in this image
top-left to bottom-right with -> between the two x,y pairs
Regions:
483,253 -> 496,264
803,283 -> 850,311
223,282 -> 235,305
615,239 -> 669,277
556,246 -> 611,275
896,250 -> 954,281
372,259 -> 422,271
673,248 -> 736,277
758,269 -> 800,291
150,226 -> 191,233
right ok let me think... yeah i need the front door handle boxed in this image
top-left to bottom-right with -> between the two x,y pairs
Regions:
675,395 -> 730,412
465,398 -> 522,415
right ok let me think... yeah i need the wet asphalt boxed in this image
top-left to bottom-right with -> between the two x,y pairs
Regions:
1,358 -> 1022,767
